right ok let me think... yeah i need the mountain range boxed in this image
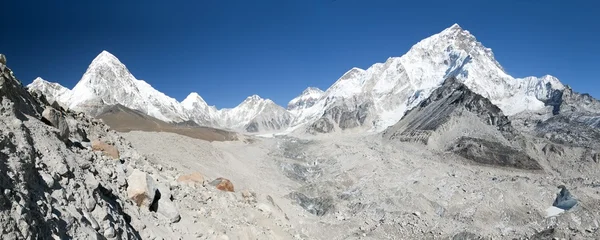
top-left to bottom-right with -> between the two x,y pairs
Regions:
27,24 -> 596,136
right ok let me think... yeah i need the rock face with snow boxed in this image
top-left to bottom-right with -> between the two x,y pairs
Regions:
288,87 -> 324,112
383,77 -> 541,170
295,24 -> 572,134
219,95 -> 293,133
27,77 -> 72,107
181,92 -> 220,126
69,51 -> 188,122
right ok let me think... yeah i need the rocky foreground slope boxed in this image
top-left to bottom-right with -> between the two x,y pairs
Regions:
1,55 -> 297,239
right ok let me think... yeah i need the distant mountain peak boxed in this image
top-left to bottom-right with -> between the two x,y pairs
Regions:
445,23 -> 463,32
288,87 -> 325,111
302,87 -> 324,95
91,50 -> 121,65
182,92 -> 209,109
244,94 -> 265,103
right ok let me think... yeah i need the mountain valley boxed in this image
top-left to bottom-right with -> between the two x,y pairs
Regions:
1,23 -> 599,239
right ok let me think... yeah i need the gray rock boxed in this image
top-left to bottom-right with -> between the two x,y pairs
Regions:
82,211 -> 100,230
40,172 -> 55,188
81,141 -> 92,149
41,107 -> 70,141
157,198 -> 181,223
0,54 -> 6,65
126,169 -> 157,208
156,182 -> 172,200
104,226 -> 116,239
56,164 -> 70,177
85,172 -> 100,190
85,197 -> 97,212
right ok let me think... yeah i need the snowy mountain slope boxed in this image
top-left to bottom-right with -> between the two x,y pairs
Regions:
65,51 -> 188,122
218,95 -> 293,132
288,87 -> 324,112
27,77 -> 72,106
30,51 -> 292,132
181,92 -> 221,126
295,24 -> 569,133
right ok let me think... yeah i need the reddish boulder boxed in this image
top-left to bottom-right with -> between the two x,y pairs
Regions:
91,140 -> 120,159
211,177 -> 234,192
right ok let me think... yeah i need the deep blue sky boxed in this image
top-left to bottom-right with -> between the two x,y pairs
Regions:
2,0 -> 598,108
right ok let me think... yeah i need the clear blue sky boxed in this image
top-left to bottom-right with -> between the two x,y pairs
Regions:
2,0 -> 598,108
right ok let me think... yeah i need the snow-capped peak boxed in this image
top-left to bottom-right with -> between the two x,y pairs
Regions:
244,94 -> 264,102
288,87 -> 324,111
66,51 -> 188,122
27,77 -> 72,105
182,92 -> 208,109
301,87 -> 324,96
92,50 -> 120,64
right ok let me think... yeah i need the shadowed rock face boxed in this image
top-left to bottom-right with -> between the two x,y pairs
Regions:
384,77 -> 514,140
384,77 -> 541,170
529,86 -> 600,148
449,137 -> 542,170
308,101 -> 372,133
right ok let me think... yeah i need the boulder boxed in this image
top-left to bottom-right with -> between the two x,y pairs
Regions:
41,107 -> 70,140
176,172 -> 204,185
210,177 -> 234,192
91,140 -> 120,160
104,226 -> 116,239
0,54 -> 6,65
39,172 -> 55,188
126,170 -> 157,208
157,198 -> 181,223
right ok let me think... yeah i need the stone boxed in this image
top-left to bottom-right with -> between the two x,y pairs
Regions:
157,198 -> 181,223
176,172 -> 204,185
40,172 -> 55,188
57,164 -> 70,176
104,226 -> 116,238
82,211 -> 100,230
127,169 -> 157,208
210,177 -> 234,192
85,172 -> 100,190
91,140 -> 120,160
85,197 -> 97,212
114,165 -> 127,188
80,141 -> 92,149
41,107 -> 70,140
157,182 -> 172,200
0,54 -> 6,65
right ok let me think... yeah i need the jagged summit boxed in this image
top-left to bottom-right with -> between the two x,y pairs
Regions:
181,92 -> 209,109
92,50 -> 120,63
288,87 -> 325,111
27,77 -> 72,106
245,94 -> 264,102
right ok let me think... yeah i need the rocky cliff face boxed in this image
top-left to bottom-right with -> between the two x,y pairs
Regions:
531,86 -> 600,148
383,77 -> 540,170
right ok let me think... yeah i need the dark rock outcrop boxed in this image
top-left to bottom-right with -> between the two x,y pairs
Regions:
449,137 -> 542,170
308,100 -> 372,133
384,77 -> 540,170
